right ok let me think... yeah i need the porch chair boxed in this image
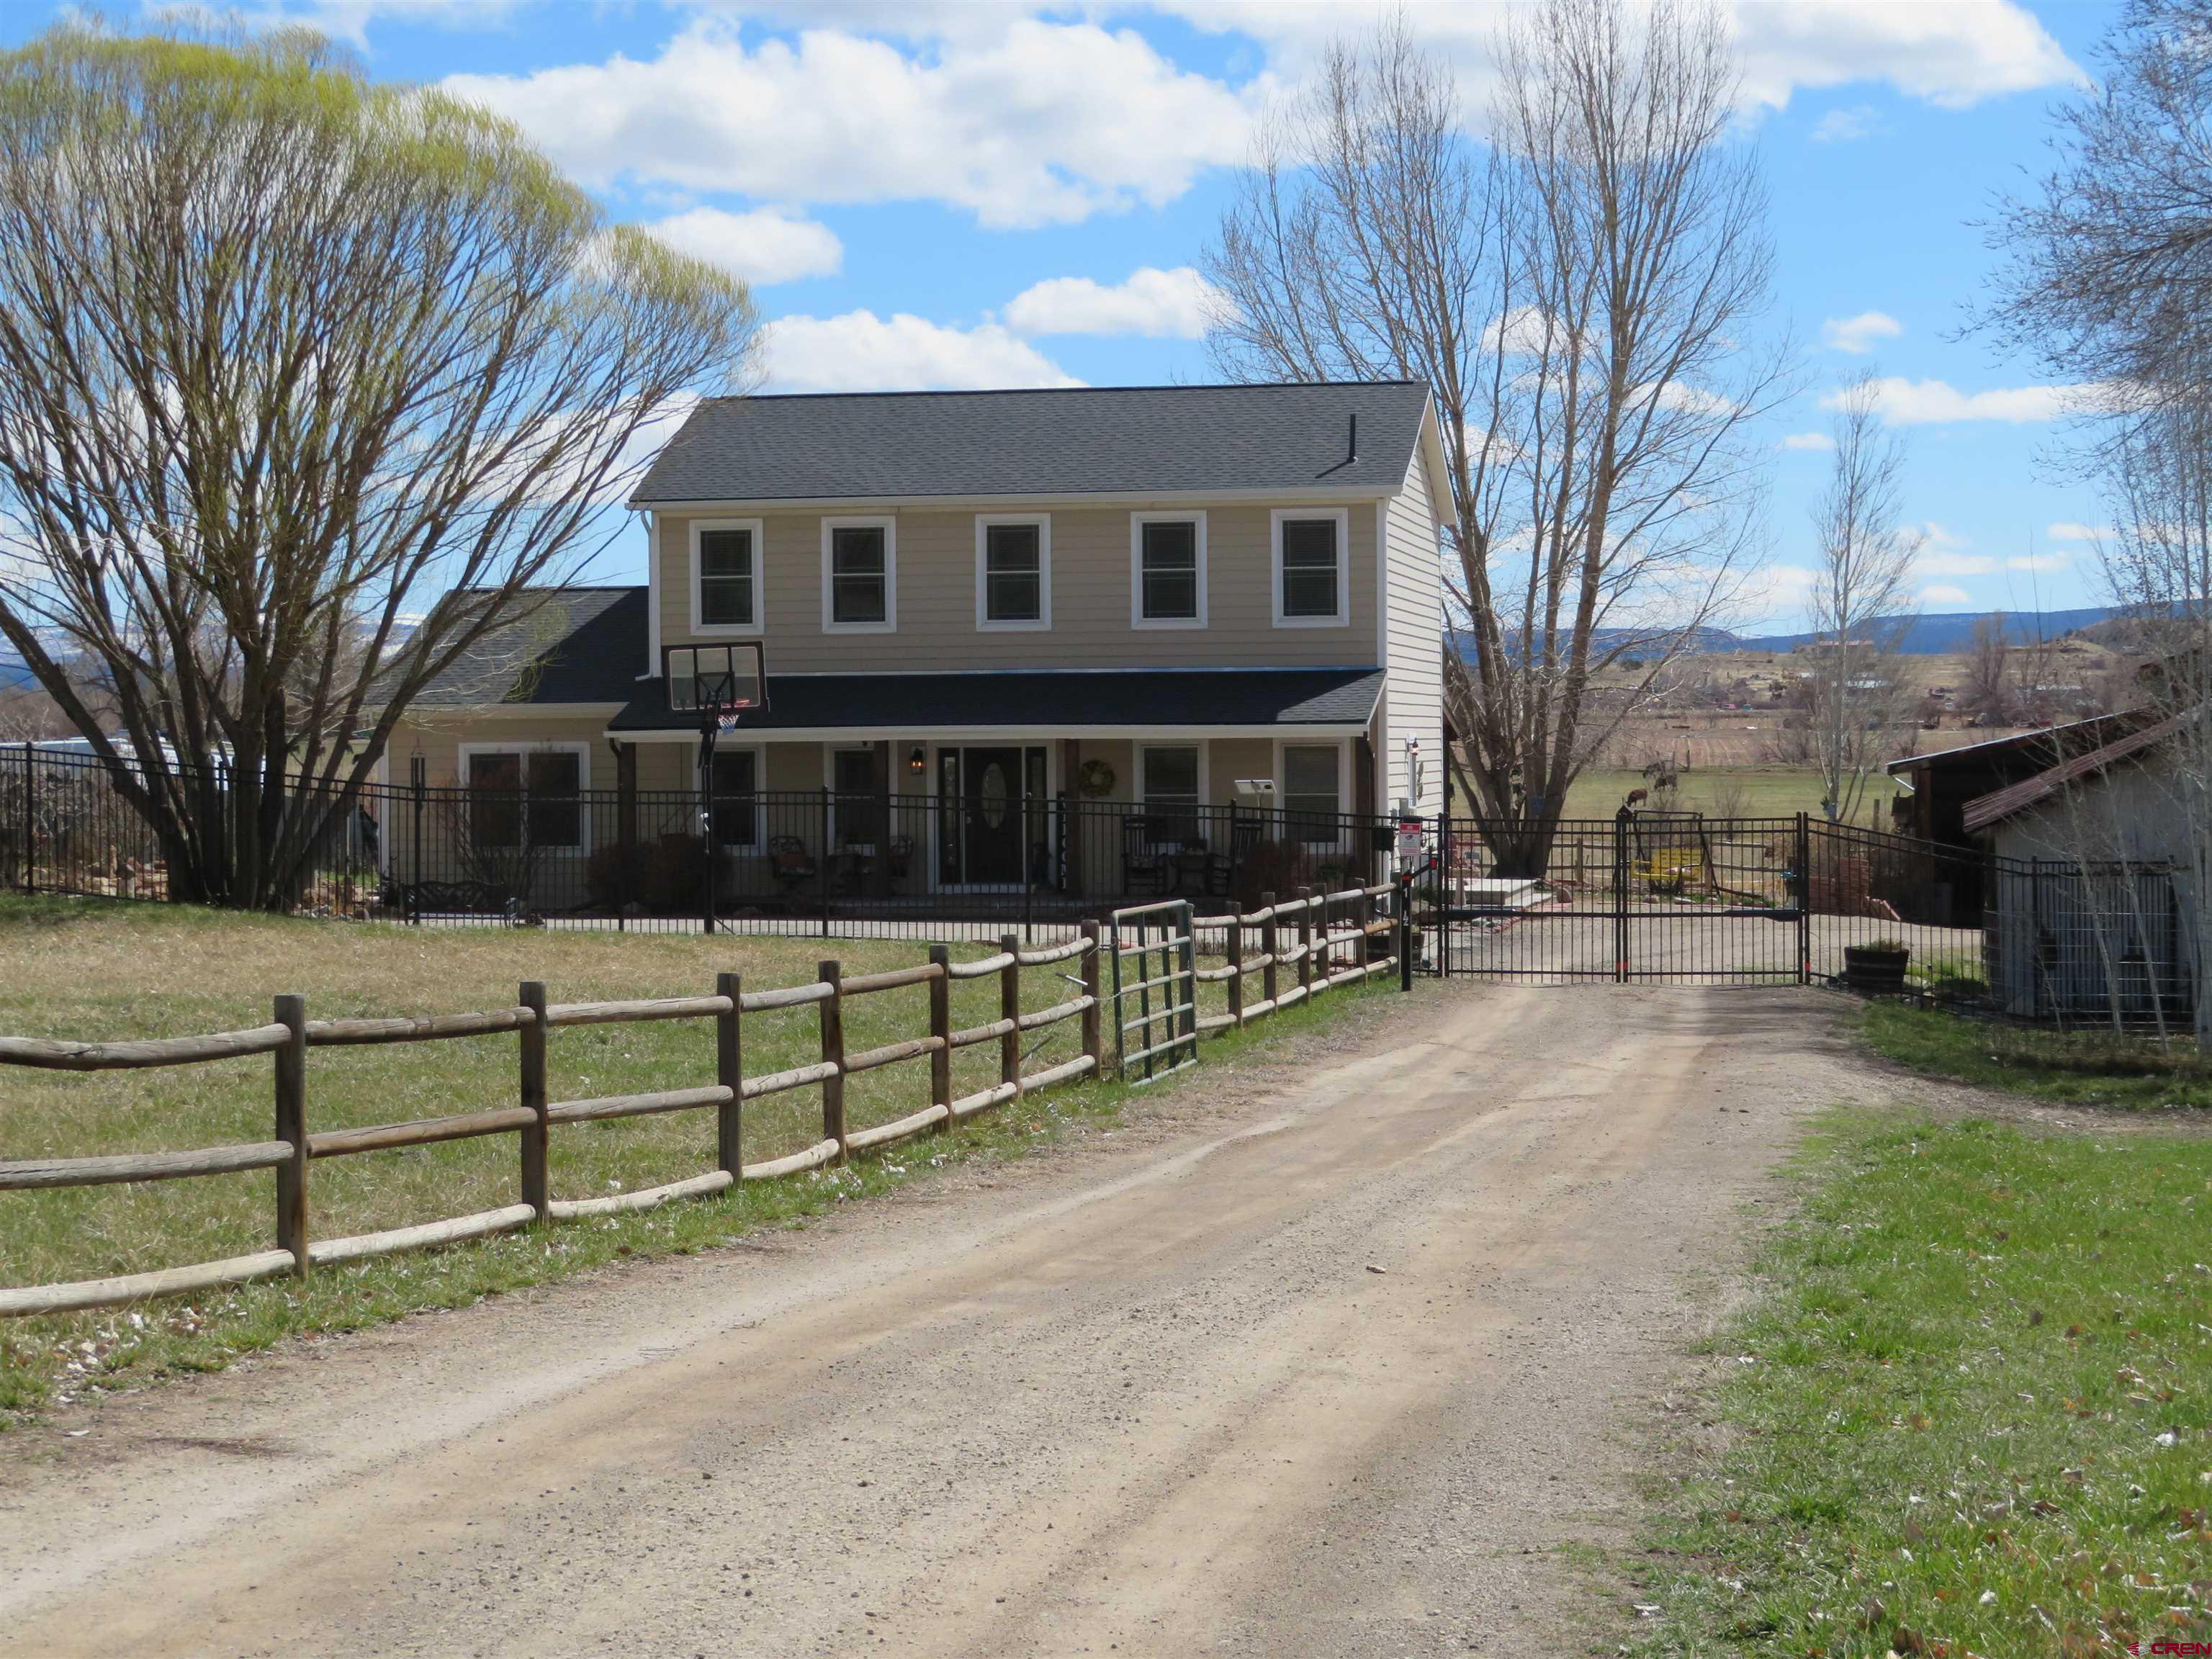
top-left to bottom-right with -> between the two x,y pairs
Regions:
1120,814 -> 1177,896
768,835 -> 818,896
1205,812 -> 1266,899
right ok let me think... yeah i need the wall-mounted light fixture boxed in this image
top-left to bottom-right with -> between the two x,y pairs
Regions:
907,745 -> 927,774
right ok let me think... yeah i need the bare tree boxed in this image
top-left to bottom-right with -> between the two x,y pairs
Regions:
1205,0 -> 1788,873
1982,0 -> 2212,445
1961,613 -> 2015,726
0,25 -> 757,909
1805,373 -> 1922,822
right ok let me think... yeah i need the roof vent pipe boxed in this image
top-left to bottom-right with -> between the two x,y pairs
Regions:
1347,411 -> 1358,464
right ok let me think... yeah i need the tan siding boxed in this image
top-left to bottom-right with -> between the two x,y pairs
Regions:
655,500 -> 1379,673
1208,738 -> 1272,806
1382,443 -> 1445,814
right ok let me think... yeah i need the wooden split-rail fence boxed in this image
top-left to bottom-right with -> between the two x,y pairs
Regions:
1114,882 -> 1408,1084
0,887 -> 1409,1320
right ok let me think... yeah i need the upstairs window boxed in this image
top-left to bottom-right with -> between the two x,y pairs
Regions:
976,516 -> 1050,629
691,519 -> 762,634
822,518 -> 896,633
1132,513 -> 1206,629
1273,509 -> 1349,626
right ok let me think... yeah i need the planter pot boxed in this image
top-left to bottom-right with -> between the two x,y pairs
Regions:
1842,944 -> 1910,993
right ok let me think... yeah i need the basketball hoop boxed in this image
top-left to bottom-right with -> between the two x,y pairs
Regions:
664,642 -> 768,938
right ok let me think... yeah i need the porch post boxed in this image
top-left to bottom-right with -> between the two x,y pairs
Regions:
872,739 -> 892,901
1060,738 -> 1084,896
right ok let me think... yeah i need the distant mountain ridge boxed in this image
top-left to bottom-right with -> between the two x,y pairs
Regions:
1725,607 -> 2126,655
1455,607 -> 2129,662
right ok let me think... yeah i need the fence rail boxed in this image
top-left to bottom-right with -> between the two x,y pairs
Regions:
1,891 -> 1409,1318
0,929 -> 1099,1318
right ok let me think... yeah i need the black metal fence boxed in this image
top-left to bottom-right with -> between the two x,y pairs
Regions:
0,746 -> 1395,943
1411,809 -> 2198,1028
4,742 -> 2195,1025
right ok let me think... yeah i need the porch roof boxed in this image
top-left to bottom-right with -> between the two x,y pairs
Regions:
606,667 -> 1385,737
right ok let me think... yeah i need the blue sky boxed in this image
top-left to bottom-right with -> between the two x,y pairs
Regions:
8,1 -> 2128,629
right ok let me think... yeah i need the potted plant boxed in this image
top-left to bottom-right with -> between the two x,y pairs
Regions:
1842,936 -> 1911,992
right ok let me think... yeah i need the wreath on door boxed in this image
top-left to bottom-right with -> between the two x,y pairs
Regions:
1077,758 -> 1117,799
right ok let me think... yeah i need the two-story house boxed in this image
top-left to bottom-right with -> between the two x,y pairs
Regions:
388,379 -> 1447,913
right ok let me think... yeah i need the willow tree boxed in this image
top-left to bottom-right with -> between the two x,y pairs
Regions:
0,26 -> 757,907
1205,0 -> 1786,874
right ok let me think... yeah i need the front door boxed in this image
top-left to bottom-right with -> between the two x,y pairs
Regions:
961,746 -> 1023,884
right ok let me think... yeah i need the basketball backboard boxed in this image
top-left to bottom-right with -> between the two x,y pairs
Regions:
665,642 -> 765,717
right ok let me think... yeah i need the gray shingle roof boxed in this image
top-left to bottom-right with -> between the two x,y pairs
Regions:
409,588 -> 644,707
630,382 -> 1432,505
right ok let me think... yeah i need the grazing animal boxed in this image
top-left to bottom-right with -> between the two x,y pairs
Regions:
1624,788 -> 1649,811
1650,769 -> 1678,793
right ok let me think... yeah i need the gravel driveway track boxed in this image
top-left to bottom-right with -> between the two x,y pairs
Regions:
0,984 -> 1875,1657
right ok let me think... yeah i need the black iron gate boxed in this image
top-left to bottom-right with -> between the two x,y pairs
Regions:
1422,812 -> 1987,986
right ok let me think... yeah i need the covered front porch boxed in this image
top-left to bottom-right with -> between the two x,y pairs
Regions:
596,732 -> 1385,922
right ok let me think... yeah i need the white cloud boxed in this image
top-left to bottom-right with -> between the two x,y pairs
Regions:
1779,431 -> 1834,451
1917,583 -> 1973,606
2046,521 -> 2108,543
2009,552 -> 2068,572
1738,562 -> 1821,620
1004,266 -> 1223,338
1820,310 -> 1903,354
1810,103 -> 1882,143
1726,1 -> 2083,112
763,310 -> 1082,392
641,207 -> 842,286
1825,376 -> 2100,426
1145,0 -> 2078,117
442,18 -> 1261,228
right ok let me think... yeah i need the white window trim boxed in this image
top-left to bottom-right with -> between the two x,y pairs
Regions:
456,741 -> 593,855
1137,741 -> 1209,819
688,517 -> 765,637
974,513 -> 1053,632
821,515 -> 897,635
1130,511 -> 1208,631
704,741 -> 767,855
1272,506 -> 1352,629
1274,736 -> 1351,850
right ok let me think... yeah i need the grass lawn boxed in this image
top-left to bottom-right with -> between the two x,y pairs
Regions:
1866,1002 -> 2212,1112
1627,1110 -> 2212,1659
0,896 -> 1387,1424
1449,765 -> 1901,825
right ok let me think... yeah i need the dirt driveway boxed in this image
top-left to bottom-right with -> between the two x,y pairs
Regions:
0,984 -> 1894,1658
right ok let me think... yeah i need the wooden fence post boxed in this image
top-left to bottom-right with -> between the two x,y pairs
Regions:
819,961 -> 846,1162
1297,886 -> 1315,1000
1079,920 -> 1102,1071
1226,911 -> 1244,1027
519,981 -> 549,1222
274,993 -> 308,1278
716,971 -> 742,1177
999,931 -> 1022,1100
1354,894 -> 1370,973
927,946 -> 952,1131
1260,890 -> 1278,1013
